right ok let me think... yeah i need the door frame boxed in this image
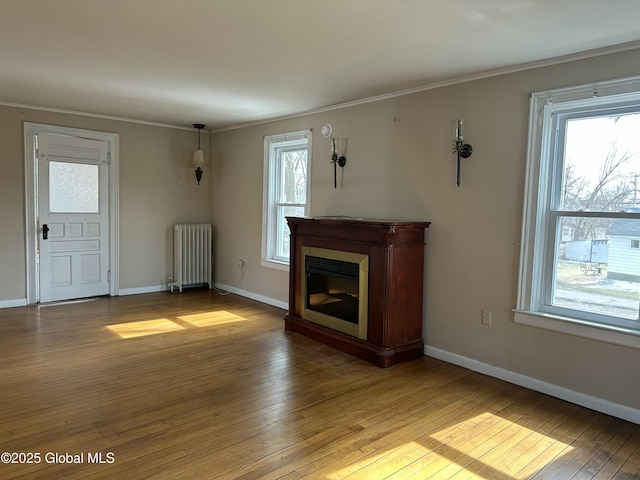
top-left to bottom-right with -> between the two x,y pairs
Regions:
24,123 -> 120,304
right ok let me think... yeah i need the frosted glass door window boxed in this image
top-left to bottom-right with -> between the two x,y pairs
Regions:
49,161 -> 99,213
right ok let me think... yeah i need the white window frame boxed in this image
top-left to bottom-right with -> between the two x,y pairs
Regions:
516,76 -> 640,349
261,129 -> 312,270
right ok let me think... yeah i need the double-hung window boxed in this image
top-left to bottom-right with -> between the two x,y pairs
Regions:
517,77 -> 640,346
262,130 -> 312,269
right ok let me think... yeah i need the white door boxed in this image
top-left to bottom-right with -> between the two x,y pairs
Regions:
37,133 -> 110,303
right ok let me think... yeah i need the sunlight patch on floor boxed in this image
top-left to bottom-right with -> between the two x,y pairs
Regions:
328,412 -> 574,479
105,310 -> 249,338
178,310 -> 247,327
105,318 -> 185,338
423,412 -> 575,479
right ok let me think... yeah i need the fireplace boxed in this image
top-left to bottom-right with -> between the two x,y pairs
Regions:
302,246 -> 368,339
285,216 -> 430,367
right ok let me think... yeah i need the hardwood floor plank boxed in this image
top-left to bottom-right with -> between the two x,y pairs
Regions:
507,404 -> 593,479
529,413 -> 622,479
610,441 -> 640,479
0,290 -> 638,480
292,377 -> 511,479
415,391 -> 551,480
571,421 -> 640,479
174,362 -> 461,478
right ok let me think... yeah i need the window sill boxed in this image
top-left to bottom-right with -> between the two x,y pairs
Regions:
514,310 -> 640,349
261,258 -> 289,272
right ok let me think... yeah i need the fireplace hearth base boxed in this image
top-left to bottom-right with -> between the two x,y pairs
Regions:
285,216 -> 430,368
284,315 -> 425,367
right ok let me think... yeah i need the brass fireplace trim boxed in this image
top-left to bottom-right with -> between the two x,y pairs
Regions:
301,246 -> 369,340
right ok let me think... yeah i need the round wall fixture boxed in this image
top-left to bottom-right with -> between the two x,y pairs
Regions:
321,123 -> 332,137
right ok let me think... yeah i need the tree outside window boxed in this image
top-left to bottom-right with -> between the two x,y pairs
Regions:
517,79 -> 640,344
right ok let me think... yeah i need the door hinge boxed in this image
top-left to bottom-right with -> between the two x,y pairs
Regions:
107,271 -> 111,283
107,152 -> 111,165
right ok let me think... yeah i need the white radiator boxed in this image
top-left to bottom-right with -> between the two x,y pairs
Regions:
170,224 -> 213,292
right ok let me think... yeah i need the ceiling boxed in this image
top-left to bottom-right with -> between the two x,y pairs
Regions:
1,0 -> 640,131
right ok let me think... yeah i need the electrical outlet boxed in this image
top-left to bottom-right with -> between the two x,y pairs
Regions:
481,310 -> 492,326
236,259 -> 245,268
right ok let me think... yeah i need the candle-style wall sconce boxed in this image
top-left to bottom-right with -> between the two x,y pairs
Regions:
452,118 -> 473,186
321,123 -> 348,189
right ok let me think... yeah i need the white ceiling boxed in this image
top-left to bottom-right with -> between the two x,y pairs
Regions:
1,0 -> 639,131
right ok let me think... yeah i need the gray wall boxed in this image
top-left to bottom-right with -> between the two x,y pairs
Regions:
209,48 -> 640,414
0,107 -> 212,299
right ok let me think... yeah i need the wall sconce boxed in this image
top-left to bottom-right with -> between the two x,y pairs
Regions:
321,124 -> 347,189
192,123 -> 207,185
452,119 -> 472,187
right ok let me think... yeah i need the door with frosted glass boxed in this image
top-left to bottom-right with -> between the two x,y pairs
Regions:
38,133 -> 110,303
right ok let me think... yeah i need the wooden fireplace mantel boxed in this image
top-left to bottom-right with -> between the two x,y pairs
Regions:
284,216 -> 431,367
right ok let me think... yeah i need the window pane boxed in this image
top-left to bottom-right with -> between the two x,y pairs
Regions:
262,130 -> 311,266
49,161 -> 99,213
276,205 -> 305,259
553,216 -> 640,320
279,149 -> 307,204
561,114 -> 640,212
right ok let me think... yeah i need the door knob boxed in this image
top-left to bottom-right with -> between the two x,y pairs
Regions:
42,224 -> 49,240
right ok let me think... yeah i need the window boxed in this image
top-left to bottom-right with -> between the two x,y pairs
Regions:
262,130 -> 312,269
49,161 -> 99,213
517,77 -> 640,346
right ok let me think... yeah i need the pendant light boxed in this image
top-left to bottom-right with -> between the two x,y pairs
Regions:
192,123 -> 207,185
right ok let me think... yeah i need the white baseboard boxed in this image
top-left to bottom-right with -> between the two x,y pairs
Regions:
119,283 -> 288,311
118,284 -> 168,296
2,284 -> 287,310
0,286 -> 169,304
214,283 -> 288,310
0,298 -> 27,309
425,345 -> 640,425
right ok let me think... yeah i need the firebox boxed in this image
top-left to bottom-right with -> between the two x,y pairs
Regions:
301,246 -> 368,339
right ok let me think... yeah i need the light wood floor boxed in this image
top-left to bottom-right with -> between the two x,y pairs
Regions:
0,290 -> 639,479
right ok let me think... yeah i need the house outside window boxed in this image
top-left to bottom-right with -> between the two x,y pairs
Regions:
262,130 -> 312,269
516,77 -> 640,347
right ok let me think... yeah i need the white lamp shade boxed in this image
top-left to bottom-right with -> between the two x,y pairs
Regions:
192,149 -> 207,168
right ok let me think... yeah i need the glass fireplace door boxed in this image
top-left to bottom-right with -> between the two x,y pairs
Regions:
301,246 -> 368,339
